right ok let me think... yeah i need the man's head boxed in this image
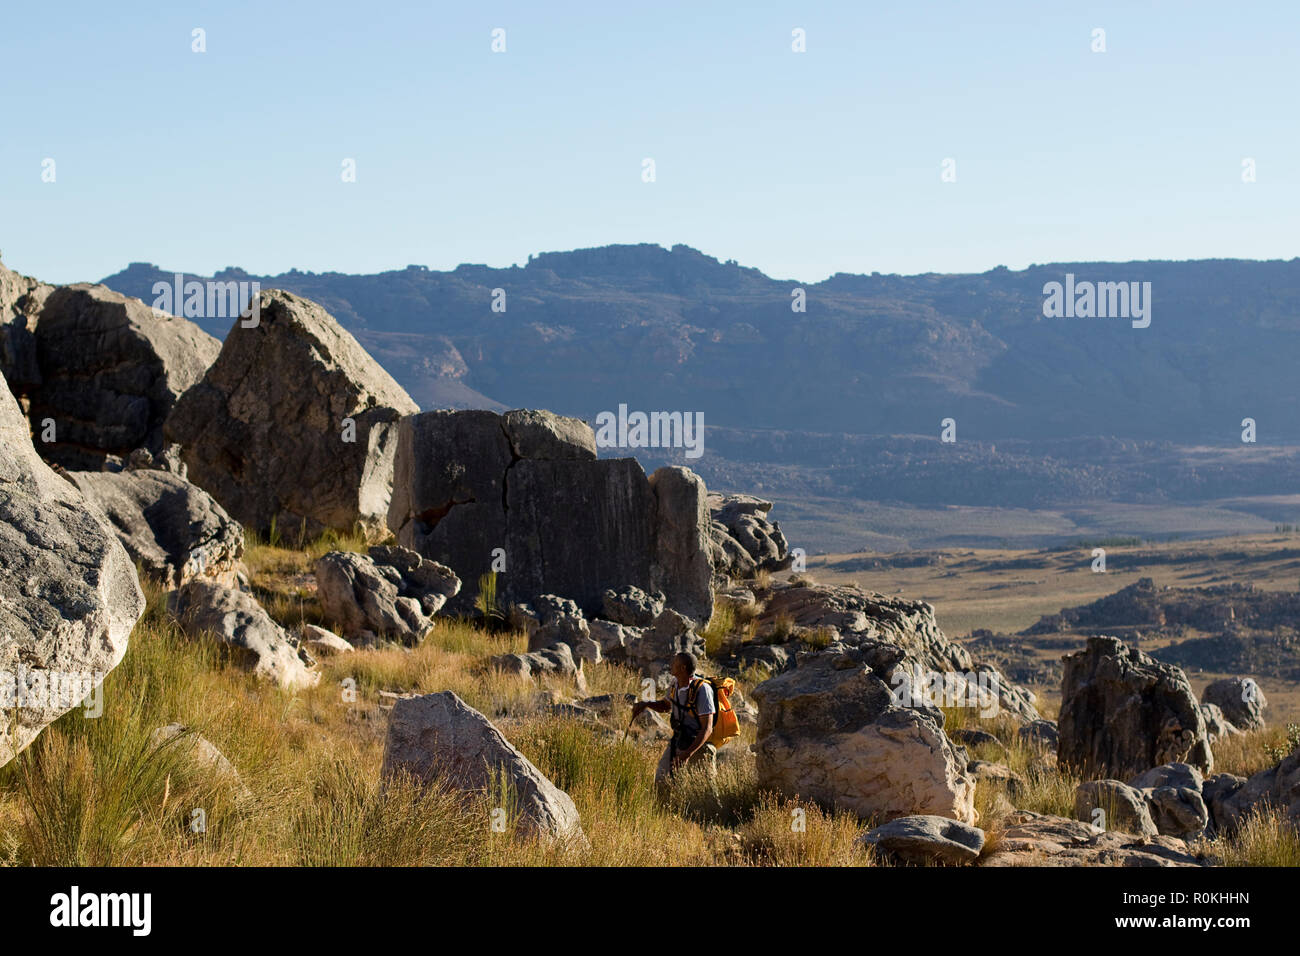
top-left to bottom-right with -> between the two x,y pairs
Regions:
670,652 -> 697,686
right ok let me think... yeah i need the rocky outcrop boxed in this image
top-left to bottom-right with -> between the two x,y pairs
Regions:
707,493 -> 791,584
742,580 -> 1040,722
380,691 -> 583,843
1058,636 -> 1212,779
0,378 -> 146,766
19,283 -> 219,470
169,580 -> 318,689
315,546 -> 460,645
1199,703 -> 1240,742
1208,747 -> 1300,834
860,815 -> 985,865
67,469 -> 245,588
491,641 -> 586,691
980,811 -> 1203,867
388,407 -> 713,621
750,641 -> 976,825
166,290 -> 418,538
1201,677 -> 1267,731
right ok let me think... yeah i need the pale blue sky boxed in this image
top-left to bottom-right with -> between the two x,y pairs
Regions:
2,1 -> 1296,284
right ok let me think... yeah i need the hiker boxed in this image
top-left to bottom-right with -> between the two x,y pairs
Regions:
631,652 -> 719,789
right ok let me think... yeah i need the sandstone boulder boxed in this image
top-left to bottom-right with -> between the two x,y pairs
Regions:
750,641 -> 976,824
166,290 -> 418,538
169,580 -> 318,689
380,691 -> 583,843
1058,636 -> 1212,779
68,469 -> 244,589
315,546 -> 460,645
0,378 -> 145,765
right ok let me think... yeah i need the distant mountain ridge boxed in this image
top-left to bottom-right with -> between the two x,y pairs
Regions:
100,245 -> 1300,444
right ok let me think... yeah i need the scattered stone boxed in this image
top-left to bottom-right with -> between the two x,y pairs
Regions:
951,728 -> 1009,760
981,811 -> 1203,867
380,691 -> 584,843
624,608 -> 706,677
1058,636 -> 1212,779
707,493 -> 791,584
315,545 -> 460,645
169,580 -> 319,689
528,595 -> 600,663
300,624 -> 354,656
860,815 -> 985,865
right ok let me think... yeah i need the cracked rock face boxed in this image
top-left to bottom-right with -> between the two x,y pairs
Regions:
0,378 -> 145,766
387,407 -> 712,621
166,290 -> 418,539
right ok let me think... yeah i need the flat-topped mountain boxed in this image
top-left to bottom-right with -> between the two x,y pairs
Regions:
99,246 -> 1300,444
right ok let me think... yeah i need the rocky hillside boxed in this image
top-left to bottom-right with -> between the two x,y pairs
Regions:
100,247 -> 1300,444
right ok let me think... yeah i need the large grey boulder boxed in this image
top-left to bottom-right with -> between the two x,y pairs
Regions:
1058,636 -> 1212,779
169,580 -> 318,689
624,608 -> 706,677
166,290 -> 418,538
750,641 -> 976,824
1201,677 -> 1267,732
67,469 -> 245,588
315,545 -> 460,645
860,814 -> 985,865
0,378 -> 145,766
380,691 -> 583,843
387,408 -> 717,622
25,284 -> 219,470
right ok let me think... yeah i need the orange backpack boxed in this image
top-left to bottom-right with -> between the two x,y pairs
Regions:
686,676 -> 740,749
